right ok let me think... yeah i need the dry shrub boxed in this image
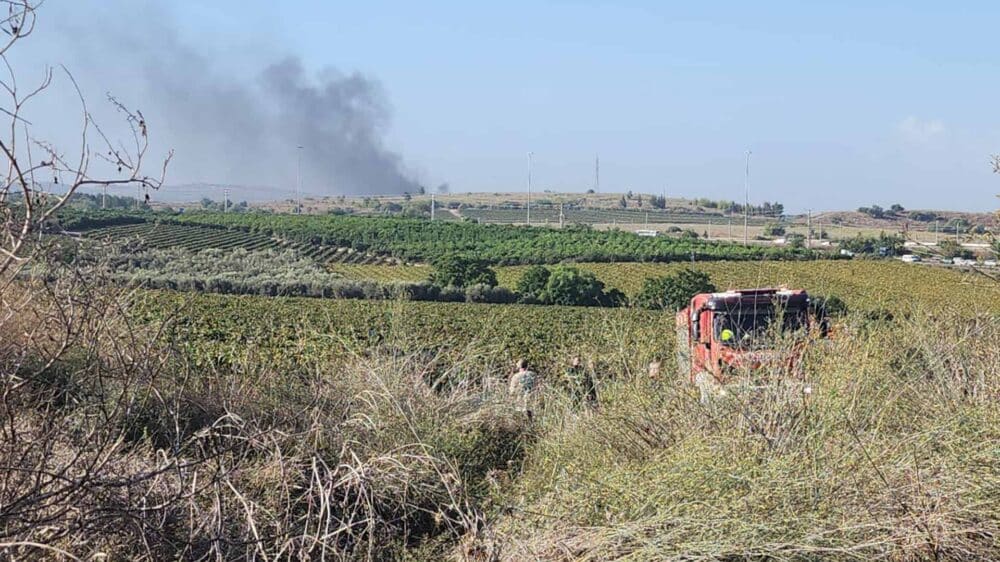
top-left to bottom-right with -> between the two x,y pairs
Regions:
1,273 -> 533,560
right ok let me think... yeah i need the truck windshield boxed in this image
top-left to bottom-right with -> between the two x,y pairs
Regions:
714,307 -> 807,349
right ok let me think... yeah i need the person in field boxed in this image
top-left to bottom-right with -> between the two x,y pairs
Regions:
648,359 -> 663,381
564,355 -> 597,408
509,359 -> 537,418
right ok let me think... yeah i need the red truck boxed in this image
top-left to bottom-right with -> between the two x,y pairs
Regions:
675,288 -> 824,400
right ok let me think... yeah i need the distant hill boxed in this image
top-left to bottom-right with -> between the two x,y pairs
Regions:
810,210 -> 998,230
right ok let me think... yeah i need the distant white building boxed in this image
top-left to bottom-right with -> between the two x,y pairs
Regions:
635,229 -> 659,237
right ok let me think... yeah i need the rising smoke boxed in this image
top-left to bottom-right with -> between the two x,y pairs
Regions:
41,2 -> 421,197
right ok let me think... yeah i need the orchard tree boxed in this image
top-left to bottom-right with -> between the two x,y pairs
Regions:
515,265 -> 550,299
430,254 -> 497,288
634,269 -> 716,311
763,222 -> 786,237
541,266 -> 607,306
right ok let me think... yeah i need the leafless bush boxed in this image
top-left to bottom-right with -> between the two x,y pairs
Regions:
1,1 -> 179,554
0,3 -> 517,559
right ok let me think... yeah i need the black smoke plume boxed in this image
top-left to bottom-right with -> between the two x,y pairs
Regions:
45,2 -> 420,197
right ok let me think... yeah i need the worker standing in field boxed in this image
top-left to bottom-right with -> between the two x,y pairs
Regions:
564,356 -> 597,408
509,359 -> 537,419
648,359 -> 663,382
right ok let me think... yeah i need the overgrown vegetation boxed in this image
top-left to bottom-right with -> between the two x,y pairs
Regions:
7,278 -> 997,560
482,313 -> 999,560
4,278 -> 536,559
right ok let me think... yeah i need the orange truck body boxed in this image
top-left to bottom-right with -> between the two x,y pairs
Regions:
675,288 -> 819,386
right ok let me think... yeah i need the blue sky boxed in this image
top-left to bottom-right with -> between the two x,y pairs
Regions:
18,1 -> 1000,211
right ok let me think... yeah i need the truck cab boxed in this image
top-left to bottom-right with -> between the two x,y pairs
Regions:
675,288 -> 818,394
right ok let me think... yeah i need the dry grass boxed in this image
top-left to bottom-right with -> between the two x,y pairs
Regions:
474,312 -> 1000,560
3,269 -> 998,560
0,278 -> 533,560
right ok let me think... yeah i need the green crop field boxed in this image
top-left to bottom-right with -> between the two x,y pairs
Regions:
79,219 -> 404,266
71,210 -> 810,266
130,258 -> 1000,375
327,263 -> 432,282
272,259 -> 1000,314
496,260 -> 1000,313
136,291 -> 670,374
165,211 -> 813,264
84,222 -> 281,252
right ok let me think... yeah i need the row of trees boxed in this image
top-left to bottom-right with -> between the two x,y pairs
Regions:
98,247 -> 718,309
839,233 -> 906,256
200,197 -> 249,212
430,254 -> 719,310
694,199 -> 785,217
430,255 -> 626,306
857,203 -> 905,219
164,212 -> 815,265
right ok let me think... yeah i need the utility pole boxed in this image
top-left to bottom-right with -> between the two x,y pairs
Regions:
102,185 -> 107,209
728,214 -> 733,240
806,209 -> 812,248
935,219 -> 939,244
526,151 -> 533,226
224,188 -> 230,213
135,185 -> 140,210
594,154 -> 600,193
744,150 -> 752,246
296,145 -> 304,214
430,192 -> 435,221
